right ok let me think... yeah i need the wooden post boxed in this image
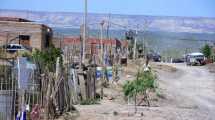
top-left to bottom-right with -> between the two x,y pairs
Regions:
44,73 -> 52,120
78,70 -> 87,101
133,28 -> 138,60
88,67 -> 96,99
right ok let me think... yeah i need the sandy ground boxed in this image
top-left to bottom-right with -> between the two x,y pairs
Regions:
73,62 -> 215,120
206,63 -> 215,73
156,63 -> 215,120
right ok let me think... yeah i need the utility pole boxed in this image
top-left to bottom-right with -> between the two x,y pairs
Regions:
100,20 -> 105,99
106,13 -> 111,60
107,13 -> 111,40
142,19 -> 150,59
100,21 -> 105,64
133,26 -> 138,60
143,36 -> 146,61
82,0 -> 88,63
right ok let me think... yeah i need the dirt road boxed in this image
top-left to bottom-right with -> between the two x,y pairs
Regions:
74,63 -> 215,120
157,63 -> 215,120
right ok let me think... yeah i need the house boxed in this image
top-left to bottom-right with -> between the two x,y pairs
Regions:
61,36 -> 128,56
0,17 -> 53,50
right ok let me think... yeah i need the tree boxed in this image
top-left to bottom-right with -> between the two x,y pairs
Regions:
201,44 -> 212,59
123,70 -> 156,113
30,45 -> 62,73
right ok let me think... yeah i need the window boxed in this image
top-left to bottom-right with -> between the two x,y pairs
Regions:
19,35 -> 30,40
19,35 -> 30,46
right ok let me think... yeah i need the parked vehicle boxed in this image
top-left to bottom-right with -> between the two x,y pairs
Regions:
172,58 -> 185,63
186,52 -> 206,66
147,53 -> 161,62
2,44 -> 30,53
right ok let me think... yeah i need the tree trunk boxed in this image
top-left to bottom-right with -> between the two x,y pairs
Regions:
134,92 -> 137,113
144,91 -> 150,107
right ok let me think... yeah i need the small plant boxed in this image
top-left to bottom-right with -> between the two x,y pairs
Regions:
123,70 -> 156,112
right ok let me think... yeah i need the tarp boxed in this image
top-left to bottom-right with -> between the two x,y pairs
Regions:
17,57 -> 36,90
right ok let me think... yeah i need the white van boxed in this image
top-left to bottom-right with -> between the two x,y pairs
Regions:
186,52 -> 206,66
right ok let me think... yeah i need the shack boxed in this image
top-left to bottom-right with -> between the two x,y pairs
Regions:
62,36 -> 128,57
0,17 -> 53,50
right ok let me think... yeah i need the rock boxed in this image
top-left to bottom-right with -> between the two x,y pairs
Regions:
113,111 -> 118,116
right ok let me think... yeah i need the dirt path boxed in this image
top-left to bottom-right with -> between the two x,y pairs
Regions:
157,63 -> 215,120
74,63 -> 215,120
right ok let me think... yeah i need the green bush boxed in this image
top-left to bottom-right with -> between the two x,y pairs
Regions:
123,70 -> 156,109
123,80 -> 136,97
123,71 -> 155,98
30,45 -> 62,72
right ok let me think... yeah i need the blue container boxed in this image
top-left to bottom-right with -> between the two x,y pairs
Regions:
106,67 -> 113,81
96,67 -> 103,80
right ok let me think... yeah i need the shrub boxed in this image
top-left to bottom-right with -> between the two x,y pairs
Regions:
123,70 -> 156,110
123,71 -> 155,98
30,46 -> 62,73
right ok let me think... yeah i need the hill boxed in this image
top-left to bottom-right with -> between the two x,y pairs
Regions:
0,9 -> 215,33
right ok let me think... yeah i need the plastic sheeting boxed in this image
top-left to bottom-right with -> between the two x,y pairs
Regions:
17,57 -> 36,90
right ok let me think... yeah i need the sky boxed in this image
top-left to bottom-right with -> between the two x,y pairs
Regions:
1,0 -> 215,17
